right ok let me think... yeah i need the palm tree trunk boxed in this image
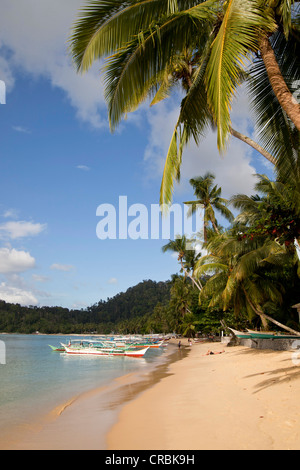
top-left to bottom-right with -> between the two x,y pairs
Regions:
203,223 -> 208,243
295,238 -> 300,262
229,127 -> 276,165
259,35 -> 300,131
210,219 -> 220,234
259,312 -> 300,336
203,204 -> 208,243
180,258 -> 202,291
242,286 -> 300,336
183,76 -> 276,165
180,75 -> 276,165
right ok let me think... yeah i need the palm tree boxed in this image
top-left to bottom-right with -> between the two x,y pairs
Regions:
231,146 -> 300,257
196,152 -> 300,333
162,235 -> 202,290
169,277 -> 192,319
184,172 -> 233,243
179,313 -> 201,337
70,0 -> 300,204
196,226 -> 300,335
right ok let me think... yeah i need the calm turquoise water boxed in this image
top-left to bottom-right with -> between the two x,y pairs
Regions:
0,334 -> 171,446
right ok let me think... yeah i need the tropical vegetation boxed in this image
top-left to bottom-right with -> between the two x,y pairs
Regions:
0,280 -> 172,335
183,172 -> 234,241
0,278 -> 236,335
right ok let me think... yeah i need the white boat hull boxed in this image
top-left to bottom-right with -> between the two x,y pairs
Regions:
62,344 -> 149,357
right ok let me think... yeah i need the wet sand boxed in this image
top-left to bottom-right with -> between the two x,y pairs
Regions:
107,340 -> 300,450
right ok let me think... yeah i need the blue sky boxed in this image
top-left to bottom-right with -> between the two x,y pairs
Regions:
0,1 -> 274,309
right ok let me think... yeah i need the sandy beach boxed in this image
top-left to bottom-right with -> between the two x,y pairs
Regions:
4,339 -> 300,450
107,339 -> 300,450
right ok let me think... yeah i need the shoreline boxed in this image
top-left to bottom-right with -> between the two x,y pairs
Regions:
107,340 -> 300,450
2,342 -> 187,450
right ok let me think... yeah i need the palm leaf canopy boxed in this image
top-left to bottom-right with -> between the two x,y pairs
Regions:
184,172 -> 233,226
196,225 -> 286,314
70,0 -> 299,206
69,0 -> 274,136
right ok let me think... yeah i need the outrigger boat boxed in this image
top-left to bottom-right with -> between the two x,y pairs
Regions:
48,336 -> 165,354
91,334 -> 166,349
227,328 -> 300,340
61,339 -> 150,357
246,329 -> 300,339
49,344 -> 66,352
111,339 -> 165,349
227,328 -> 252,339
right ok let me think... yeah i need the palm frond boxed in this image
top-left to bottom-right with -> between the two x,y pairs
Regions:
199,270 -> 228,306
195,261 -> 228,277
154,36 -> 214,206
160,123 -> 187,208
205,0 -> 274,151
150,74 -> 175,106
234,241 -> 283,281
104,3 -> 217,131
69,0 -> 171,71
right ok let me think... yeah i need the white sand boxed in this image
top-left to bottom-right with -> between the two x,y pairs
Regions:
107,341 -> 300,450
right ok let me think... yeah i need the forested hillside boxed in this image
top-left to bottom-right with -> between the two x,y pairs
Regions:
88,279 -> 171,323
0,280 -> 172,335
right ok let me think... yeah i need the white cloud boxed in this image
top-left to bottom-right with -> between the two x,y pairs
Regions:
0,221 -> 46,239
32,274 -> 49,283
0,282 -> 38,306
50,263 -> 75,272
12,126 -> 31,134
1,273 -> 52,306
0,56 -> 15,91
51,61 -> 107,129
3,208 -> 18,219
0,247 -> 36,274
0,0 -> 107,129
108,277 -> 118,285
76,165 -> 90,171
179,130 -> 256,199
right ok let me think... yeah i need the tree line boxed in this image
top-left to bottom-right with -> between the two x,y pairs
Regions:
161,169 -> 300,336
0,277 -> 245,336
0,280 -> 171,335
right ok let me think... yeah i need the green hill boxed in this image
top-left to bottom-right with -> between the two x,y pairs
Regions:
0,279 -> 171,335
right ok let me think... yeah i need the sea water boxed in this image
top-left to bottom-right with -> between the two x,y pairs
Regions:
0,334 -> 174,448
